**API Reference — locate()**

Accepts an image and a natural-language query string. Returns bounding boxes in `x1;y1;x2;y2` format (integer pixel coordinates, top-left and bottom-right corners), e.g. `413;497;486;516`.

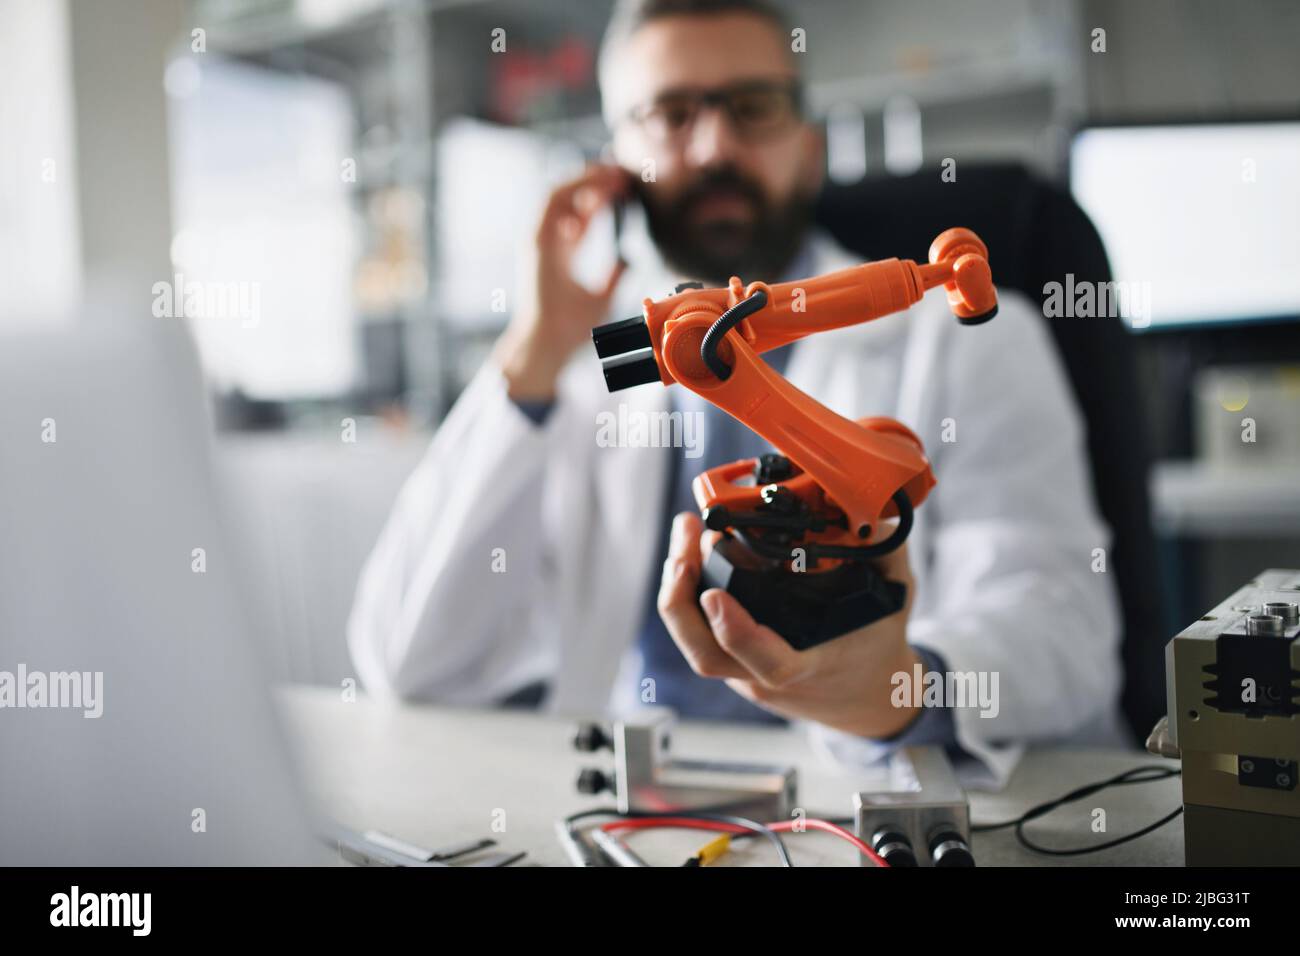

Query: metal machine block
854;745;974;866
1162;568;1300;866
574;708;796;821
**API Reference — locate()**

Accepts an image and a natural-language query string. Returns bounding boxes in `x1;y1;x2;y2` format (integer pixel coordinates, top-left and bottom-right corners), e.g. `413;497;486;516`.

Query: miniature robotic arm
592;228;997;650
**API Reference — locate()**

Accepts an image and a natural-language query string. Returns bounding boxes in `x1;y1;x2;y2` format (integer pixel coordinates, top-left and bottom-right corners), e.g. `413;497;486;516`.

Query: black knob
929;827;975;867
572;722;613;753
674;281;705;293
576;768;612;795
871;827;917;867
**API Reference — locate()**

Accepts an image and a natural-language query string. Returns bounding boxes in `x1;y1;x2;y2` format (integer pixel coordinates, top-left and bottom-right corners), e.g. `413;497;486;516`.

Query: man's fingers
871;539;911;582
667;511;703;572
869;540;915;614
538;164;629;240
699;528;723;563
657;512;745;680
656;555;745;681
599;256;628;302
550;163;628;209
699;589;808;690
724;677;775;708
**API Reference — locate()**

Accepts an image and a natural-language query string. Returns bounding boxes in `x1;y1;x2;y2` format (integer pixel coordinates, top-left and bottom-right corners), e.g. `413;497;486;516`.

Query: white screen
1070;122;1300;329
168;57;359;398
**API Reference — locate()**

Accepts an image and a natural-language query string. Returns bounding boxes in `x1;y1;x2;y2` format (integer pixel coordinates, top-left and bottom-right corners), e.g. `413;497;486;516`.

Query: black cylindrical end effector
601;350;661;392
592;316;652;359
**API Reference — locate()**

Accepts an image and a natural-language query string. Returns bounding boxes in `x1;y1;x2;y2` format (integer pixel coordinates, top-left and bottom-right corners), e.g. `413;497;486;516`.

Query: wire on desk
683;832;733;867
772;818;887;866
601;815;889;867
971;765;1183;856
564;808;794;867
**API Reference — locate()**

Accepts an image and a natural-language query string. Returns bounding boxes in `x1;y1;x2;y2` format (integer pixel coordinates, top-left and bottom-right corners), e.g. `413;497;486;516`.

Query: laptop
0;319;323;864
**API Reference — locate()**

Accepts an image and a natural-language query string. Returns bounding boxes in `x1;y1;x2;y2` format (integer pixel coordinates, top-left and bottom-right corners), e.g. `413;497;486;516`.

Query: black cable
1018;806;1183;857
813;488;913;557
972;765;1179;831
700;289;768;380
971;765;1183;856
732;489;914;562
563;807;794;867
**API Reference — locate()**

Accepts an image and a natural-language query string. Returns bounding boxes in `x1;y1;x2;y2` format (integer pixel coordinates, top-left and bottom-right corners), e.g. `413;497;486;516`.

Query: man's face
607;13;824;284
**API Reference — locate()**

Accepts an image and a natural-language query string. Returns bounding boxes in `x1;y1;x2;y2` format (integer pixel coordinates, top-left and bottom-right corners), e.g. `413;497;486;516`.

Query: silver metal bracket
574;708;796;821
853;745;974;866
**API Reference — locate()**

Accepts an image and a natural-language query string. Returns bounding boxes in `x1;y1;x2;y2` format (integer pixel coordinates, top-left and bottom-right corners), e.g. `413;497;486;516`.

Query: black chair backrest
815;163;1166;745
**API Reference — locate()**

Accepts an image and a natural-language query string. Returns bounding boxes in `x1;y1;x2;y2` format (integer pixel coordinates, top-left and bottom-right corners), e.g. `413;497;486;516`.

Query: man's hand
494;163;632;402
656;511;923;739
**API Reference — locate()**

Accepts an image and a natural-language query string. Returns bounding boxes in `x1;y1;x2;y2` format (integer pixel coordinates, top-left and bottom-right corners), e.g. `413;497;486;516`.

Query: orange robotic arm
591;227;997;649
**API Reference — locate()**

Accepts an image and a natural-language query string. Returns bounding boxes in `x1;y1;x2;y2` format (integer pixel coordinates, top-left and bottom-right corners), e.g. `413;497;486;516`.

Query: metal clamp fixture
1154;568;1300;866
572;708;796;821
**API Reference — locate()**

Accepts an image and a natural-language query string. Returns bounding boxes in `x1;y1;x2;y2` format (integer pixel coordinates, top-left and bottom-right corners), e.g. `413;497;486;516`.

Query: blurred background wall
3;0;1297;688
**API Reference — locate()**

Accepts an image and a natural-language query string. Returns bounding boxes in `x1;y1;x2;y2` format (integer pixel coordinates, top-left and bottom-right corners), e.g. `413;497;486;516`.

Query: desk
278;686;1184;867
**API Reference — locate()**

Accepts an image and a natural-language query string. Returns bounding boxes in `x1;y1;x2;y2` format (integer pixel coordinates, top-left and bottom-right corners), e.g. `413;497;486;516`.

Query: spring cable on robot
701;288;768;381
734;488;914;561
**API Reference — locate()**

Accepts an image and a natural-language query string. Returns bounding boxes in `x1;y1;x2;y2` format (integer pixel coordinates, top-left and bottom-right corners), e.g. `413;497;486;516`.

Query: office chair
815;163;1165;745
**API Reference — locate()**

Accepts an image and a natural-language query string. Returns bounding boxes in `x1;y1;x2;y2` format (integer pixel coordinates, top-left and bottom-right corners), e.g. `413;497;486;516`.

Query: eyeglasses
624;79;804;145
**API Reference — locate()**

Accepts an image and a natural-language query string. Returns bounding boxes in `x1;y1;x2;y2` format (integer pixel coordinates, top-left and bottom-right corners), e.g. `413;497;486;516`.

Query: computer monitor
1069;119;1300;331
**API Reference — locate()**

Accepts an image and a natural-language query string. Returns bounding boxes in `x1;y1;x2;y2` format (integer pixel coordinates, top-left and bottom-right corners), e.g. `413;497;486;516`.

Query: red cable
603;817;749;835
769;818;888;867
601;816;889;867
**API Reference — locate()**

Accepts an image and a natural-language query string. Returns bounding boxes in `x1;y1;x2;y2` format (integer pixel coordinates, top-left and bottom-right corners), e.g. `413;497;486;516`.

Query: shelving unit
185;0;1089;420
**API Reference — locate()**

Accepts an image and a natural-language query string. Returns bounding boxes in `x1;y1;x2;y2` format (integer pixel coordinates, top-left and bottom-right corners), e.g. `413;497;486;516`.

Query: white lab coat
347;225;1126;788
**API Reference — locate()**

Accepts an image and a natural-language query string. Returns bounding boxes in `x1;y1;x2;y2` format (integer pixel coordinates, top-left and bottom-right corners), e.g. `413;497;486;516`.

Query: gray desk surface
278;685;1184;867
